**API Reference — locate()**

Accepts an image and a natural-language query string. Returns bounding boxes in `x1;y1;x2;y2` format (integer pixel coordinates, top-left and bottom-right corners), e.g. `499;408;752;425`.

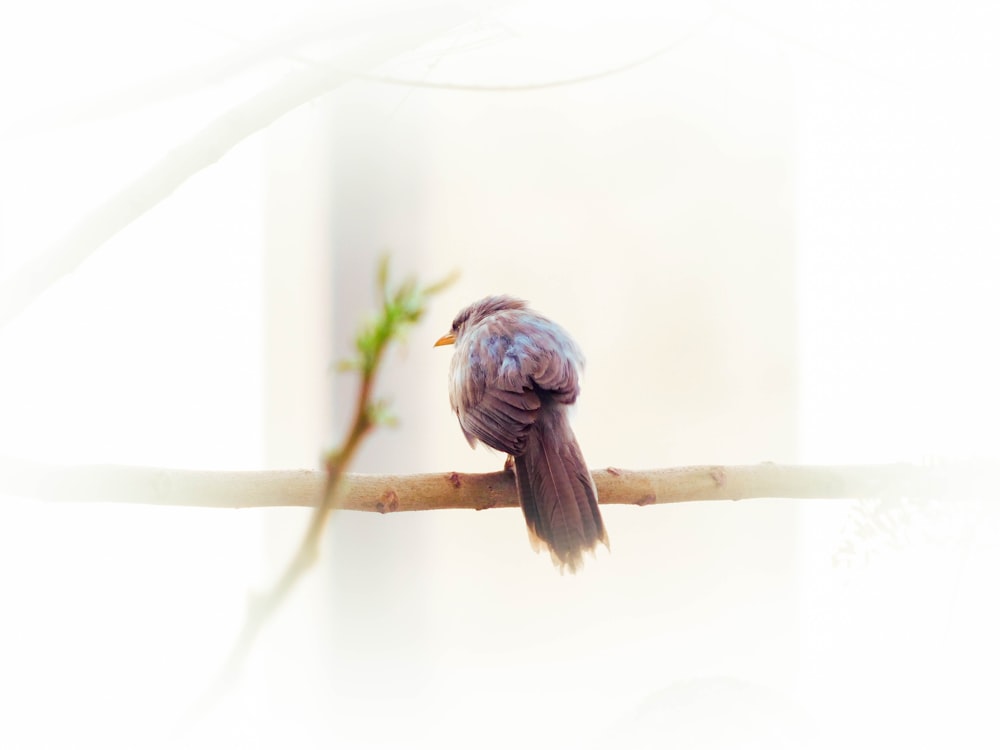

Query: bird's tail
514;409;608;573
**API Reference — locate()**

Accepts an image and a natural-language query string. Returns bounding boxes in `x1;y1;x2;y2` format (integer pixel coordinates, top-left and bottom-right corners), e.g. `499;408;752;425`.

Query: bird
435;295;608;572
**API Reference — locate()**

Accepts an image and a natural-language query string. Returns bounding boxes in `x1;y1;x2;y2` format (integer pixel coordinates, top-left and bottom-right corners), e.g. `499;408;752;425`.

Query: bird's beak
434;332;456;347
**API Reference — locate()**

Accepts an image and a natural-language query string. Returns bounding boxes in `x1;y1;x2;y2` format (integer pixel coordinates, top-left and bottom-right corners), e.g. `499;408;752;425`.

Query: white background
1;2;998;748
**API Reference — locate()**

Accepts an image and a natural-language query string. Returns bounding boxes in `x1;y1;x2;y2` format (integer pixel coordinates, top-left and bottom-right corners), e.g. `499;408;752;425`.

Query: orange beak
434;332;456;347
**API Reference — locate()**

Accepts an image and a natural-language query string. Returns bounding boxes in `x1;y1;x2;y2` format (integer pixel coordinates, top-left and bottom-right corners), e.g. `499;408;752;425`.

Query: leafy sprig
187;257;454;721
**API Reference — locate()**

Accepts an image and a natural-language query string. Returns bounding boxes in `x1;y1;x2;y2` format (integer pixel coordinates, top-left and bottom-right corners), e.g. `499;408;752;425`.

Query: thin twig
293;12;714;93
166;259;454;727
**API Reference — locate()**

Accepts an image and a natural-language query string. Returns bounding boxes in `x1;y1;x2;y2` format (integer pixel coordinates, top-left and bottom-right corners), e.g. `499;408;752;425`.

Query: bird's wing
458;386;540;455
522;340;580;403
456;311;581;455
497;318;581;404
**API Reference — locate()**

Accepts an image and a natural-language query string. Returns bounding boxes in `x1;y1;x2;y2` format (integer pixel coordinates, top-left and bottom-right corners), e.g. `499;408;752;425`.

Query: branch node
376;489;400;514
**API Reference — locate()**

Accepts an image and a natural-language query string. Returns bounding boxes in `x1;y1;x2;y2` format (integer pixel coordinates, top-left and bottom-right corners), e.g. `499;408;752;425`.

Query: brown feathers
440;296;608;572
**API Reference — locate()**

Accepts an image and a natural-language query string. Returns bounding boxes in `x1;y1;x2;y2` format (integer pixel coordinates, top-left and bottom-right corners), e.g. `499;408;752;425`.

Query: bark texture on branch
0;455;948;511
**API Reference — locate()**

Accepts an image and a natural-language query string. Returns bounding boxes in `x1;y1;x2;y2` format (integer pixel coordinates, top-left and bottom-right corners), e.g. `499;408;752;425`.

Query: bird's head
434;295;527;347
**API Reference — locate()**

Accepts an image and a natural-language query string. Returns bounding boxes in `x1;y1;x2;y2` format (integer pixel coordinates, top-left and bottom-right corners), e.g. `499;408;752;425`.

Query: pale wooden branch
0;455;956;510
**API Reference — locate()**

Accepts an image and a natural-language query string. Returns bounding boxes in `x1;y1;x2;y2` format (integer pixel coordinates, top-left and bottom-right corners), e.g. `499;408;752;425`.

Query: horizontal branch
0;455;953;511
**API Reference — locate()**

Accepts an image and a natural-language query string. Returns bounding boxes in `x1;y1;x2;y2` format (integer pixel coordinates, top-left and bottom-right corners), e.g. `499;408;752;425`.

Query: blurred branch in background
2;11;445;136
0;3;713;333
0;8;464;330
5;6;712;137
0;456;975;510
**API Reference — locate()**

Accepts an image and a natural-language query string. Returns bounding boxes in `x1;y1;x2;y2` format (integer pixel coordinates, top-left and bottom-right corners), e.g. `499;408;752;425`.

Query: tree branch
0;455;956;510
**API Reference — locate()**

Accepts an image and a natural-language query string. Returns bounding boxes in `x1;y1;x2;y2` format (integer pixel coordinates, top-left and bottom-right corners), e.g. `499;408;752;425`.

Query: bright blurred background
1;1;999;748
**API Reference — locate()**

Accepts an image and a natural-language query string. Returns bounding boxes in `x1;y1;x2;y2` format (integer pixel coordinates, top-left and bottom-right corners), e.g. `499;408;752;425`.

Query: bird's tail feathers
514;410;607;573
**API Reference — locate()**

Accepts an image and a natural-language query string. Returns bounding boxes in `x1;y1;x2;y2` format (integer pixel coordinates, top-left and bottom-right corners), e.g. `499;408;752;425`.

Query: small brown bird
435;295;607;572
